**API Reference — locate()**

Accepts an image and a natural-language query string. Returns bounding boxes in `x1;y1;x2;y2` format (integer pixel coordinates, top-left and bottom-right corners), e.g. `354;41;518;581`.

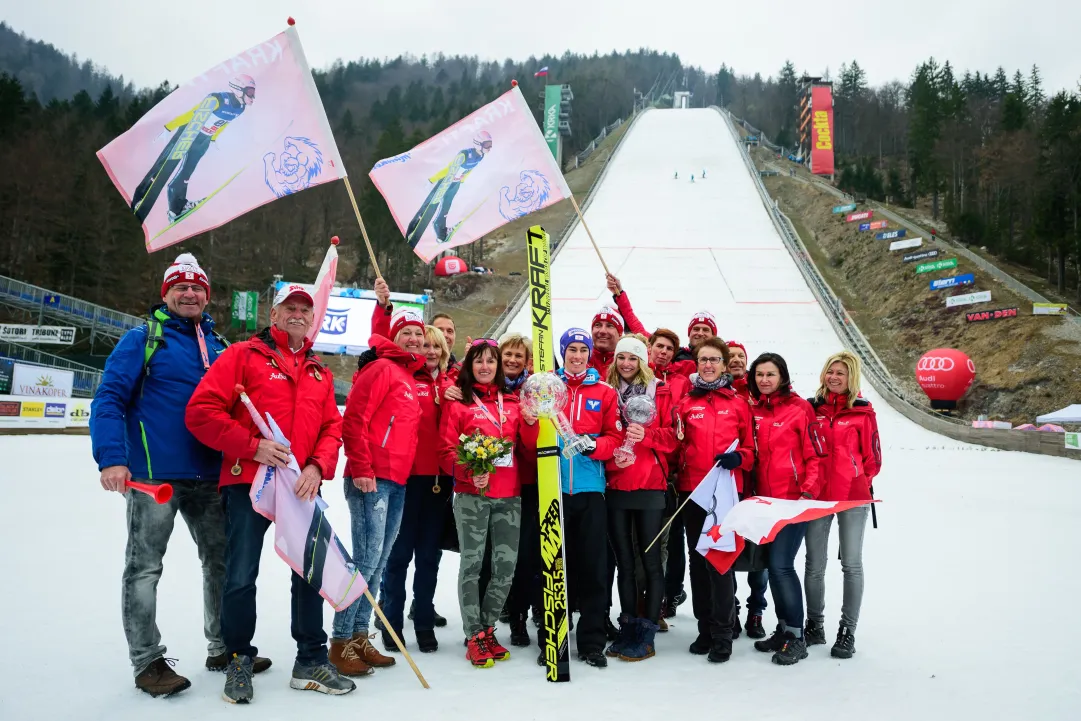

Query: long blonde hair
424;325;450;373
814;351;861;408
606;340;655;388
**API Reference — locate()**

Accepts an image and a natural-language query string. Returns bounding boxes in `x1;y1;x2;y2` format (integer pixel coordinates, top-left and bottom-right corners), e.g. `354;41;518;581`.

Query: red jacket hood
814;391;876;416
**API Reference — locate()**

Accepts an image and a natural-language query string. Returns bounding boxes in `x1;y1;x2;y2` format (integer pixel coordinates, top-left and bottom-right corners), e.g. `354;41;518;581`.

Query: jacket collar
558;366;600;387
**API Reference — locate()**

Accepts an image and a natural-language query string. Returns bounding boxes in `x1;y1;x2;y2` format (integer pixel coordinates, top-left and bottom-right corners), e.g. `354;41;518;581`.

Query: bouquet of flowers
456;430;514;495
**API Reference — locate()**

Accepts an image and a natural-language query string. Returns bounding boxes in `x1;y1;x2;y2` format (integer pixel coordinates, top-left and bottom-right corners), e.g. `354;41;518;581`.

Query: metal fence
0;339;103;397
570;118;625;168
0;274;144;340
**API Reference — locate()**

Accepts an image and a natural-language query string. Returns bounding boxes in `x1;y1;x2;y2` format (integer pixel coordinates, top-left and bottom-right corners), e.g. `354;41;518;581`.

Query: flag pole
342;176;383;280
367;588;430;688
644;492;698;553
568;194;611;275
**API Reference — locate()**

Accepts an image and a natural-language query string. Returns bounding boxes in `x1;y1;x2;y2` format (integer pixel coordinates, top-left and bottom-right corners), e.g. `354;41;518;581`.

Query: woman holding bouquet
438;339;538;669
603;336;674;661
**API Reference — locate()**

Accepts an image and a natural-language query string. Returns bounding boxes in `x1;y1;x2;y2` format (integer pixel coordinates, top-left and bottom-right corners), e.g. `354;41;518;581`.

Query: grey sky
6;0;1080;94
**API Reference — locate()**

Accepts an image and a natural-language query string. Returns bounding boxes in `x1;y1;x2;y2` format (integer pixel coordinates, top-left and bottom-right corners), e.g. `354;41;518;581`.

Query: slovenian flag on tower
534;67;549;78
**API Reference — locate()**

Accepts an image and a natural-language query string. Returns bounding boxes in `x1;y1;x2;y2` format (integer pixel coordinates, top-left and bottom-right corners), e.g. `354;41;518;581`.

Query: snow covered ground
4;108;1080;720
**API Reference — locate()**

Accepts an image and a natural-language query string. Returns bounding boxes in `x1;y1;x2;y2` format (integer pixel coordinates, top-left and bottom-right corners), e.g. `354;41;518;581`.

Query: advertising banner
904;249;940;264
890;237;923;251
946;290;992;308
11;364;75;398
916;257;958;274
832;203;857;214
809;85;835;175
231;290;259;331
543;84;561;162
1033;303;1068;316
876;229;906;241
966;307;1019;323
0;358;12;394
858;220;889;232
846;210;872;223
930;273;975;291
0;395;68;429
1066;433;1081;451
0;325;77;344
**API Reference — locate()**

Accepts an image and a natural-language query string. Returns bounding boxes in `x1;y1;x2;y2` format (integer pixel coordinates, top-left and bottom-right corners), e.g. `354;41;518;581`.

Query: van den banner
876;229;906;241
903;248;940;264
966;307;1019;323
846;210;872;223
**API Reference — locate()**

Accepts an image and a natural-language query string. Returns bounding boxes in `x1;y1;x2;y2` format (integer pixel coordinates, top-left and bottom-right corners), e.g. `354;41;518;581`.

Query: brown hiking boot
658;616;669;632
354;633;395;668
135;657;191;697
330;638;375;677
206;652;272;674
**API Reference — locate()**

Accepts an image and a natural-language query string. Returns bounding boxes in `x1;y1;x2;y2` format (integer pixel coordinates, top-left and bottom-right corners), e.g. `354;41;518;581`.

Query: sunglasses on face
471;338;498;348
242;87;255;99
479;141;492;150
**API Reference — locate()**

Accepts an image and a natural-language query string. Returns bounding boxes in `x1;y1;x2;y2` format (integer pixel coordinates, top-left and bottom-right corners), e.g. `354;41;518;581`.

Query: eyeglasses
698;356;726;366
171;284;206;294
470;338;498;348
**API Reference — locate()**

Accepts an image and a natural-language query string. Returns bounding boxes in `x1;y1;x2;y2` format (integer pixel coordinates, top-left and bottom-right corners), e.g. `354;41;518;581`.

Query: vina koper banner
97;23;345;253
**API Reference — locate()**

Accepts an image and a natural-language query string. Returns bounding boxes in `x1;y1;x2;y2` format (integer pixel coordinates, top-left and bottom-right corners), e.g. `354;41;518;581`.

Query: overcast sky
6;0;1080;94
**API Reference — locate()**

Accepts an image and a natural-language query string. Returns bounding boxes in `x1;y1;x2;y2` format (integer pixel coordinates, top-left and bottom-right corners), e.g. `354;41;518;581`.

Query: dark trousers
383;475;451;633
220;485;327;666
734;570;770;616
608;506;664;622
664;485;686;602
167;132;211;215
680;491;735;639
507;483;541;620
768;522;808;632
541;492;607;655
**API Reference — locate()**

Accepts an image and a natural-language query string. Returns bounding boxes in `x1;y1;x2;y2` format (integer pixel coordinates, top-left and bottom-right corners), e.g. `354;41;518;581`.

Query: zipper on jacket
139;421;153;480
381;416;396;448
789;450;798;484
849;453;859;475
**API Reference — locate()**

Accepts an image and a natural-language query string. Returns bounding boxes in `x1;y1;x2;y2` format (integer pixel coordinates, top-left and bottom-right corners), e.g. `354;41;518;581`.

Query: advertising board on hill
946;290;992;308
930;273;975;291
966;307;1019;323
903;249;940;264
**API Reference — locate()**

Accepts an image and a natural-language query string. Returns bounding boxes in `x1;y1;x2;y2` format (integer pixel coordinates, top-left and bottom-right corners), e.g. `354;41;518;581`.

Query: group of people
90;251;881;704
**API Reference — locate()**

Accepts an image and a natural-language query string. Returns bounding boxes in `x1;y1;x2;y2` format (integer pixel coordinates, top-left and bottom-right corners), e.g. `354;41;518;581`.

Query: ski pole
869;486;878;529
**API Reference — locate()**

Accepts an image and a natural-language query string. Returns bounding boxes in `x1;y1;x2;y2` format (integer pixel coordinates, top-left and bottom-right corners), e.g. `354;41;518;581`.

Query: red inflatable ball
434;256;467;277
916;348;975;410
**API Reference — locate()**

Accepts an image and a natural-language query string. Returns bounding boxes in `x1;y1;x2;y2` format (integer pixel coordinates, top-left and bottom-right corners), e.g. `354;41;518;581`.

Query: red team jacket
185;326;342;488
606;381;676;492
750;392;822;500
809;392;881;501
342;335;425;485
438;383;539;498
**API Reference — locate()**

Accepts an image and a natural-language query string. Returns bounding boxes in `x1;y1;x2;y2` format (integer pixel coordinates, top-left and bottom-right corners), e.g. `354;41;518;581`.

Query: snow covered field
3;108;1079;720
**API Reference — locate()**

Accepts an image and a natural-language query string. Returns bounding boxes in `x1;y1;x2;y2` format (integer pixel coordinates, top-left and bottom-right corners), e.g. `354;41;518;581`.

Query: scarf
617;378;658;421
504;370;530;393
689;372;732;393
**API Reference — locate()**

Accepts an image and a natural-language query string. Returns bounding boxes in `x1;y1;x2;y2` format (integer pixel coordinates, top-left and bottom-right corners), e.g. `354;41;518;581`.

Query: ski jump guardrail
717;106;1077;459
0;274;144;341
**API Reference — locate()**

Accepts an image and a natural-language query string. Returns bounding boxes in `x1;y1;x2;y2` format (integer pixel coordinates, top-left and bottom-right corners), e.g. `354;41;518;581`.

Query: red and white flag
306;240;339;344
719;497;878;546
688;441;746;575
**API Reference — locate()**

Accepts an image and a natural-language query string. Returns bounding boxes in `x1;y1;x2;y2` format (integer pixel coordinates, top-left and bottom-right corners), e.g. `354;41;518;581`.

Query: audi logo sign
917;357;955;372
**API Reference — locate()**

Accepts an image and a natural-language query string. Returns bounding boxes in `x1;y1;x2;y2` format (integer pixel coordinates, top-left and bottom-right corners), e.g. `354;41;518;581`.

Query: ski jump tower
673;91;692;109
797;76;836;177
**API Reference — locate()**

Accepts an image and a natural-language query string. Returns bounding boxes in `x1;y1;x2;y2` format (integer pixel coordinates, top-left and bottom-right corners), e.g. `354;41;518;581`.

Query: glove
714;452;741;470
801;492;814;500
580;437;597;456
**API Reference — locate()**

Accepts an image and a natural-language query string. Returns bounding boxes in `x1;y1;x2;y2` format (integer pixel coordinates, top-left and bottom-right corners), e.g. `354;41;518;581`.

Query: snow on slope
2;109;1079;721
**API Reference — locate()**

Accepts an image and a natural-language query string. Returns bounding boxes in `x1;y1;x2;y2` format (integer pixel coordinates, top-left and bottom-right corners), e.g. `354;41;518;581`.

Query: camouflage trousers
454;493;521;638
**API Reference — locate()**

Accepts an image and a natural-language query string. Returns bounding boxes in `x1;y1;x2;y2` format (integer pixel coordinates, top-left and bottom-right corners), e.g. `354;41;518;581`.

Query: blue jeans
382;475;451;632
331;479;406;640
220;485;327;666
768;522;807;635
734;570;770;616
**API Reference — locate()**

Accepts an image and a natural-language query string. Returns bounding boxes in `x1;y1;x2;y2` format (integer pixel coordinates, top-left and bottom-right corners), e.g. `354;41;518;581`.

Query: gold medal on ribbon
230;462;242;476
432;480;441;494
314;369;322;381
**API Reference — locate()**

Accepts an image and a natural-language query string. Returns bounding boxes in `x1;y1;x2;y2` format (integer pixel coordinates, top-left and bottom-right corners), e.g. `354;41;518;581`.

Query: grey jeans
122;480;226;675
804;505;869;631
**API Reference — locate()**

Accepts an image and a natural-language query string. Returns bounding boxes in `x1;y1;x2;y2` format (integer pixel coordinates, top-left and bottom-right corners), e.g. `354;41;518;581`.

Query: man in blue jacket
90;253;269;696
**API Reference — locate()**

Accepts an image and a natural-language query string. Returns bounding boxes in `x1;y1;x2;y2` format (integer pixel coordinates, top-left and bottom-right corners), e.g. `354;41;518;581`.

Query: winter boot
206;652;271;674
374;600;386;631
674;589;688;607
408;600;447;627
662;598;678;619
330;638;374;677
380;627;404;652
732;613;742;640
831;625;856;659
355;633;395;668
483;627;511;661
689;632;712;655
772;631;809;666
604;615;620;642
619;619;658;662
222;654;253;704
416;630;438;654
578;650;608;668
290;661;356;695
499;604;512;624
135;657;191;697
708;633;733;664
658;615;669;632
805;619;827;646
466;630;495;668
754;624;787;654
606;613;635;658
510;614;531;647
745;614;766;640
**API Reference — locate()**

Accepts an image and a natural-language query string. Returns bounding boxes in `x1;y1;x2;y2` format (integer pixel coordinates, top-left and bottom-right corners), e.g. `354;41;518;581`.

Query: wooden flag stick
568;194;611;275
644;492;698;554
342;176;383;279
366;587;429;688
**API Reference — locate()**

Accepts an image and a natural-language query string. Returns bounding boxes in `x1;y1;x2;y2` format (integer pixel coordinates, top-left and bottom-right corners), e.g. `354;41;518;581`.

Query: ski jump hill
1;108;1078;720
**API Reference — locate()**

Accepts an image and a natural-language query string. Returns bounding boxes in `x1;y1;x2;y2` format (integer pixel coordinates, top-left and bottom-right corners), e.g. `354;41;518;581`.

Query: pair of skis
527;225;571;683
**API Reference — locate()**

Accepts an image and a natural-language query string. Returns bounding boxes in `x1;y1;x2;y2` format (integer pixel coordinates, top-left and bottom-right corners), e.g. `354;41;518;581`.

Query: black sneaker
673;589;687;607
578;651;608;668
604;616;619;642
689;633;711;655
805;619;827;646
662;599;678;619
745;615;766;639
831;625;856;659
510;615;530;647
408;601;448;628
708;635;732;663
772;631;808;666
754;626;786;653
499;605;512;624
416;630;438;654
